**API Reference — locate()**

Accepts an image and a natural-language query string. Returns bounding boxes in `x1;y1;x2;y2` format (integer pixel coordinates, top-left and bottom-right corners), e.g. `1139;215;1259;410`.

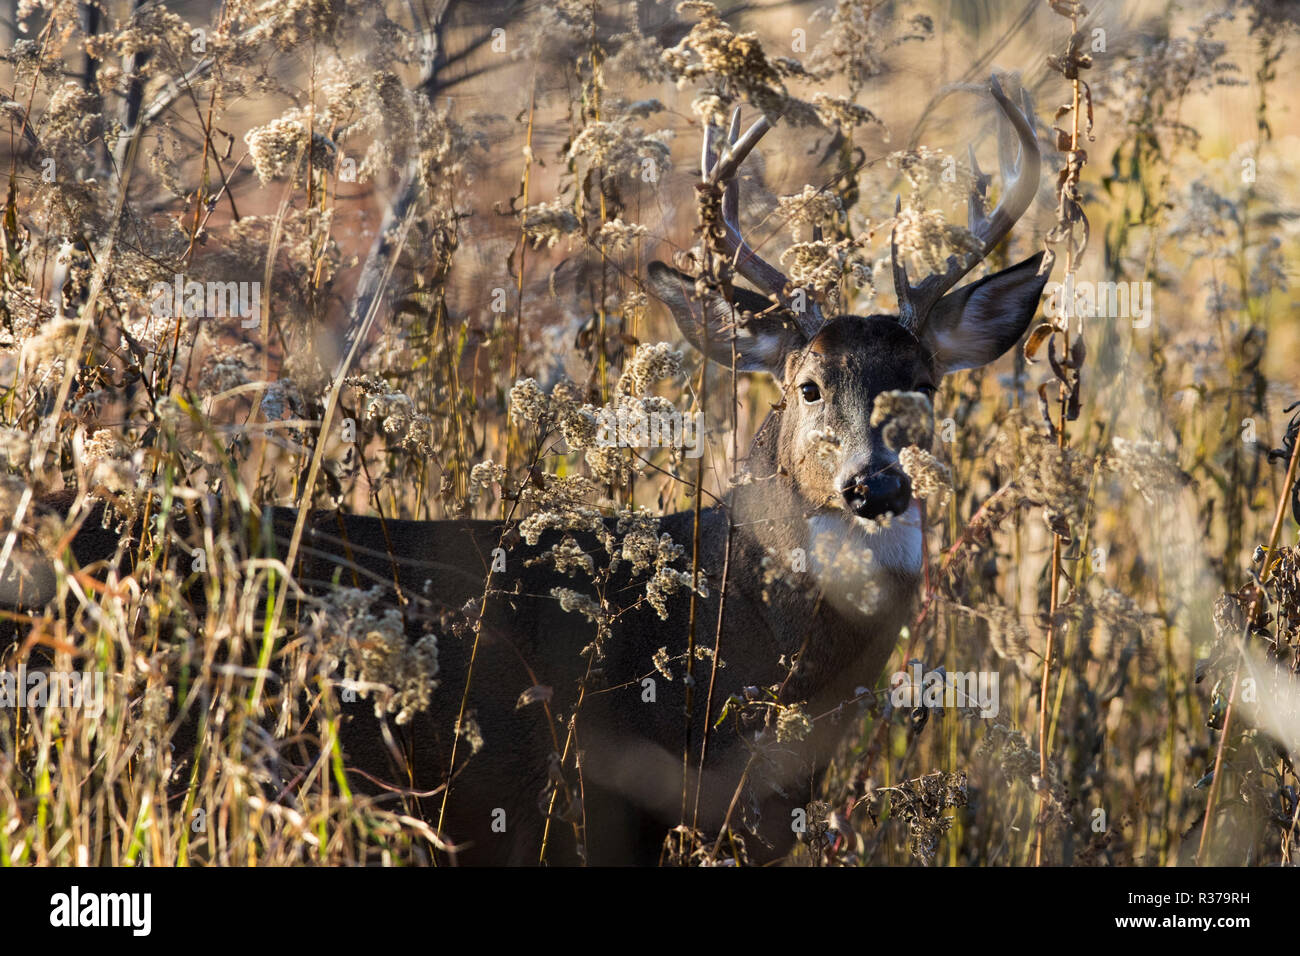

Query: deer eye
799;382;822;404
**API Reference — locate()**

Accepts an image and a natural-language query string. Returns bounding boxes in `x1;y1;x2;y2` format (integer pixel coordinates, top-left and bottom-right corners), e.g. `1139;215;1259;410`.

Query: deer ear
922;252;1050;374
647;261;806;376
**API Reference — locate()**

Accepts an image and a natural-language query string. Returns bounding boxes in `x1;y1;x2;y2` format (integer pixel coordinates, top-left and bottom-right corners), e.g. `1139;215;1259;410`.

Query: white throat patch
806;501;924;581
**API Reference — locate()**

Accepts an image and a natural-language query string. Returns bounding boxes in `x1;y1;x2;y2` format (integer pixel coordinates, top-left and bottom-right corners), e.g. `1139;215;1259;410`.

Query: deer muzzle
839;461;912;520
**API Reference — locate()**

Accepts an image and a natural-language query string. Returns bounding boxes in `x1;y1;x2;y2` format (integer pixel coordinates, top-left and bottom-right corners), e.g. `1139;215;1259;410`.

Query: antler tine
700;108;823;338
719;108;742;228
891;74;1041;332
966;144;992;236
700;118;721;188
706;108;770;186
727;105;743;162
890;195;914;327
978;76;1040;253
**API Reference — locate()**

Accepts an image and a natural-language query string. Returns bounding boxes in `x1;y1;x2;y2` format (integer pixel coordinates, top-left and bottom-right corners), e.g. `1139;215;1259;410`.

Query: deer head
648;76;1049;532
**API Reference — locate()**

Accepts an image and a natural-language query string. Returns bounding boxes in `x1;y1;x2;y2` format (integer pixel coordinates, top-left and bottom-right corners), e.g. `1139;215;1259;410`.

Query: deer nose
840;463;912;520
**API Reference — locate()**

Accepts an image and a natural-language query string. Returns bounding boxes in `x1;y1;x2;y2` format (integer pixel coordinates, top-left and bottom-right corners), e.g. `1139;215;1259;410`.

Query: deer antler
701;109;824;339
891;75;1041;333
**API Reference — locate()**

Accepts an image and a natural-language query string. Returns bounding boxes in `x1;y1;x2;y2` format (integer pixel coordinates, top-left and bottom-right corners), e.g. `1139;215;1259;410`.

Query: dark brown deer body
6;76;1048;865
292;382;927;865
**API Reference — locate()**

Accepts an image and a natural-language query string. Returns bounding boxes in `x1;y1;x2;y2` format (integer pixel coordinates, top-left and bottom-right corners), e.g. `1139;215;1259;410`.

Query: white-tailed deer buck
11;76;1047;866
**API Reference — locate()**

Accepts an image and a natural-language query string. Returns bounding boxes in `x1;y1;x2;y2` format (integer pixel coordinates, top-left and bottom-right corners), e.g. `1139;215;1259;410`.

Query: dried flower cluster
308;586;440;726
